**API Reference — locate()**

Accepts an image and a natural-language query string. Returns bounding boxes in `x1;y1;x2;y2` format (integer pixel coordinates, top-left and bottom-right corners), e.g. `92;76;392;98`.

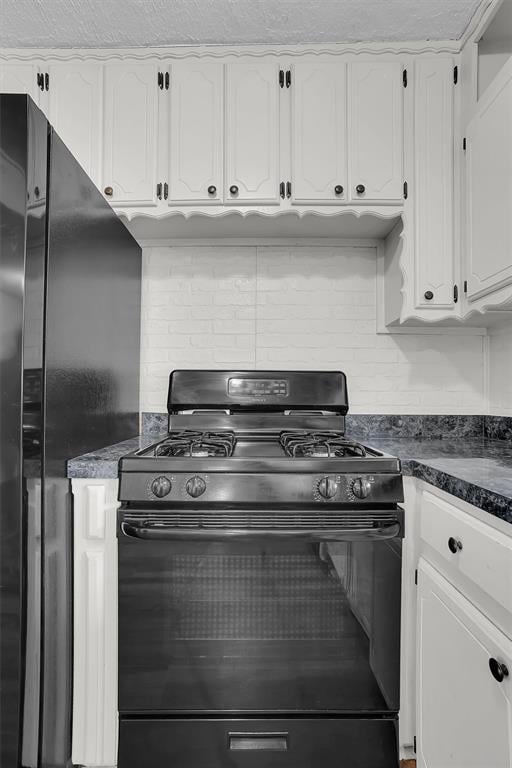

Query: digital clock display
228;378;289;398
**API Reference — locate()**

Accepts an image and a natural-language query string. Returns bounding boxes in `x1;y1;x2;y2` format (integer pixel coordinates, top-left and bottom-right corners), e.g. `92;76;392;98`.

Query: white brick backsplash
141;246;485;414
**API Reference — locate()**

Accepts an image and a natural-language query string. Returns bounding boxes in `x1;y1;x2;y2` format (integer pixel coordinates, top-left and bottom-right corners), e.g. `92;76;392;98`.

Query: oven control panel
131;472;401;505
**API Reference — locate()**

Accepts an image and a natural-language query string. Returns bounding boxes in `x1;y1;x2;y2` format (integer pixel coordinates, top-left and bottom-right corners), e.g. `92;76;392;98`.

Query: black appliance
117;370;403;768
0;94;141;768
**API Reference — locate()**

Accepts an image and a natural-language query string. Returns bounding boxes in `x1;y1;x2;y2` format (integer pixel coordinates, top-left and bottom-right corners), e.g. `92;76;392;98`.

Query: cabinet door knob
334;185;344;195
104;186;113;196
207;185;217;195
448;537;463;554
229;185;239;195
356;184;365;194
424;290;434;300
489;658;509;683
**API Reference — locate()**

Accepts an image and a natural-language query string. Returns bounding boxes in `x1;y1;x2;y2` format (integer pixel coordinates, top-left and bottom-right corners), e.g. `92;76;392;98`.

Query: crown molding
0;39;462;62
459;0;503;47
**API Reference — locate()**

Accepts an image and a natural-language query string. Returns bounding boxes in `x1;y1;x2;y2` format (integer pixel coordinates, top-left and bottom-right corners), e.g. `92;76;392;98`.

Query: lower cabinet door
417;559;512;768
118;718;399;768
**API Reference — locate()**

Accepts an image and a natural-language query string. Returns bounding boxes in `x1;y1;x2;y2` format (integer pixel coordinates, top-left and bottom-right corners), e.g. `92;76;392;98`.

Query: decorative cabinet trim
0;42;461;63
72;478;119;768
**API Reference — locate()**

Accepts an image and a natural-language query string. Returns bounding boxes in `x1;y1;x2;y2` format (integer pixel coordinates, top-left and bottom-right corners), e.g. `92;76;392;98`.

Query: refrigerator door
0;92;29;768
39;124;141;767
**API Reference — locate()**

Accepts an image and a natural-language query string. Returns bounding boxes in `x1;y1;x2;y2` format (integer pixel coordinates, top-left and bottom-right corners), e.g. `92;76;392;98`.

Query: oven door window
118;537;401;714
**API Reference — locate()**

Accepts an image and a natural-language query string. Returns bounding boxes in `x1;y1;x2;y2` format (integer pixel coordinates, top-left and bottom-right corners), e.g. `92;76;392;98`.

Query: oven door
117;507;402;716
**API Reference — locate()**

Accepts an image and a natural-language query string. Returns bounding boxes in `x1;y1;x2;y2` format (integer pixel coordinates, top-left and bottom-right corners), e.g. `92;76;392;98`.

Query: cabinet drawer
419;489;512;624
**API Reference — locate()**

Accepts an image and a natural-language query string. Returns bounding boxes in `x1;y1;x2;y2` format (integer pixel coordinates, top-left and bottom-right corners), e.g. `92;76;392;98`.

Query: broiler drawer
118;717;399;768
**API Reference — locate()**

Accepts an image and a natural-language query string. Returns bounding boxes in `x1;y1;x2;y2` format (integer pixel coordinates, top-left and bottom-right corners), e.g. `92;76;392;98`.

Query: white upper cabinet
102;61;160;206
225;59;280;205
348;62;403;203
47;62;102;187
167;60;223;205
414;58;455;309
0;62;42;105
291;61;347;203
465;58;512;307
417;560;512;768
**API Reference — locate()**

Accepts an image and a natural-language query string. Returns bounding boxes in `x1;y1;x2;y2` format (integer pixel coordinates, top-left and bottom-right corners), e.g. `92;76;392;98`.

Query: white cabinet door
414;58;455;309
225;59;280;205
417;559;512;768
0;62;42;104
47;62;102;186
291;61;347;203
103;61;160;206
348;62;403;202
168;60;223;204
465;59;512;304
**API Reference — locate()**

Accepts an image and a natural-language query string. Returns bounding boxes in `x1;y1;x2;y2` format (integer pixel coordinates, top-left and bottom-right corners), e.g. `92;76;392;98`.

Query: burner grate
280;430;367;458
155;430;237;458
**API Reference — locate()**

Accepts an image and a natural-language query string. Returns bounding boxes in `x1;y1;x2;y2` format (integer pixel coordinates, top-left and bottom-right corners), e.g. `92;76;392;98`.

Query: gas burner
155;430;237;458
280;430;367;458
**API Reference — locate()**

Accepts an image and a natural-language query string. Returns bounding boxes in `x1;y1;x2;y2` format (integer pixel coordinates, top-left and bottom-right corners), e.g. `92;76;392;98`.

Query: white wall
488;321;512;416
141;244;485;414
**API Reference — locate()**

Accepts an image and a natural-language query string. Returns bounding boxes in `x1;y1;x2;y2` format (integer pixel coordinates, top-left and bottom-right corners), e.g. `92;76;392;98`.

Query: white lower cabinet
72;478;119;768
417;558;512;768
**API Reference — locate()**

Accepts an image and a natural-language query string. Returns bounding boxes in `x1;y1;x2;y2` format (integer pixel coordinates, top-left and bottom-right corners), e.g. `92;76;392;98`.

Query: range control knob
151;476;172;498
317;476;338;499
352;477;372;499
186;475;207;498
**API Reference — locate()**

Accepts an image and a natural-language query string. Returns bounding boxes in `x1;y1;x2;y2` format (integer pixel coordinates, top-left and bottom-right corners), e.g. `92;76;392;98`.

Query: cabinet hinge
44;72;49;91
402;69;407;88
163;182;168;200
454;284;459;303
453;65;459;84
165;71;169;90
414;736;417;753
463;137;467;151
37;72;44;91
286;181;292;198
414;569;418;585
158;71;164;90
279;181;285;199
279;69;285;88
403;181;408;200
286;69;291;88
464;279;468;294
156;182;162;200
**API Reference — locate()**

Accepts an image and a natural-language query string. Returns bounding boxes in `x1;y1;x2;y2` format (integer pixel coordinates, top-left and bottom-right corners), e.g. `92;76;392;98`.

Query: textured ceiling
0;0;484;48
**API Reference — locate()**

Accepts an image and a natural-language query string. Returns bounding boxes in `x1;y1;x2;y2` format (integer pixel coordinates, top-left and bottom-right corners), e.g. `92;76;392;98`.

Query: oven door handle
120;520;401;542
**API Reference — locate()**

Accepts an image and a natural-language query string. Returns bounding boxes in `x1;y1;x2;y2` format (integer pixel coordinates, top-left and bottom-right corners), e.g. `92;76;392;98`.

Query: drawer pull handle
489;658;509;683
448;537;463;554
229;733;288;751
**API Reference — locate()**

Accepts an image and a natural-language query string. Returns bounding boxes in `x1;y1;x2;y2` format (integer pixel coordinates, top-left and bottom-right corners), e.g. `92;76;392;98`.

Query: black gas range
117;371;403;768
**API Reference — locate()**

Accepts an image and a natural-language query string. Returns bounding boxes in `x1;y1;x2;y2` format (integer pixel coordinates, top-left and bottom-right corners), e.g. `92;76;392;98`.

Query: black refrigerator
0;95;141;767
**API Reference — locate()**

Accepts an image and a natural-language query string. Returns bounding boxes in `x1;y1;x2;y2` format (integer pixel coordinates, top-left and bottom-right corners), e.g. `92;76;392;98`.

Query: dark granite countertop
67;432;512;525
